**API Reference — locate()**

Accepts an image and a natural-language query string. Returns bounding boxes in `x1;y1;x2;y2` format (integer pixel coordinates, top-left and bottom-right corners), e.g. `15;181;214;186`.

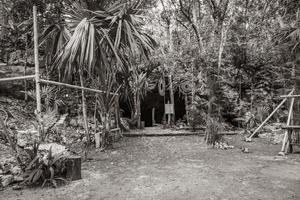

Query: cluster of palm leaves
38;0;156;147
40;0;155;80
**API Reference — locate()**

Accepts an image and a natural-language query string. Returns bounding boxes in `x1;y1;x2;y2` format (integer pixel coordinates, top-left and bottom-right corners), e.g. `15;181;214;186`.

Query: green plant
22;147;67;188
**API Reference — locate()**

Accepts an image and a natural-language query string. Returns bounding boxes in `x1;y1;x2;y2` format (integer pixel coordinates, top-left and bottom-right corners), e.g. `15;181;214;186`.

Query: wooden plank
0;75;35;82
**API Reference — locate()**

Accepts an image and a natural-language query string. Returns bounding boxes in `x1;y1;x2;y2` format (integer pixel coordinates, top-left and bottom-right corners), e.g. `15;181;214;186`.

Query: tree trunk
79;70;90;145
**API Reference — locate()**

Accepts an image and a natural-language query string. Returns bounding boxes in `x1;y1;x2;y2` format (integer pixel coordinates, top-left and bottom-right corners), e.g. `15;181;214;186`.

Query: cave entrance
141;88;186;127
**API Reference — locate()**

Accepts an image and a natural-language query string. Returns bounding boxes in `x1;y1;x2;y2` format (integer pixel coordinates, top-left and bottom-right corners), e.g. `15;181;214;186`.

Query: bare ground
1;133;300;200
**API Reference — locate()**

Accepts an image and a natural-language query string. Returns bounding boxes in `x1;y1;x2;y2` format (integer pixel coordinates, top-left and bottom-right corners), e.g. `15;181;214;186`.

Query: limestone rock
1;175;14;187
13;176;24;183
10;166;21;175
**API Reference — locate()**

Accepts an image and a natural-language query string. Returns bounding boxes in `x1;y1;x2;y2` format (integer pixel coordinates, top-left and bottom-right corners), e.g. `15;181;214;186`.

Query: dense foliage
1;0;300;145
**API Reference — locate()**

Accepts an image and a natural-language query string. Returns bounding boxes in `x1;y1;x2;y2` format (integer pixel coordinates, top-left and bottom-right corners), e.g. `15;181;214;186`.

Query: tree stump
66;156;81;181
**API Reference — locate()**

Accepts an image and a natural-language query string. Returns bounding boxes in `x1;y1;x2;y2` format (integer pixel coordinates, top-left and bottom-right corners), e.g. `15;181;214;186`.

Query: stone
13;176;24;183
39;143;67;156
12;185;23;190
242;147;250;153
2;163;12;174
1;175;14;187
10;166;21;175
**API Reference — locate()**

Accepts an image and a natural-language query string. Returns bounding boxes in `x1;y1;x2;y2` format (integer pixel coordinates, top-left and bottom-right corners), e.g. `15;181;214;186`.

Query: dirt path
1;135;300;200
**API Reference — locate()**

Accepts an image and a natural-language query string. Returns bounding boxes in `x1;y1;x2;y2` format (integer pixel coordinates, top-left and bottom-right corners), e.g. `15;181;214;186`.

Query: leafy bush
22;147;67;188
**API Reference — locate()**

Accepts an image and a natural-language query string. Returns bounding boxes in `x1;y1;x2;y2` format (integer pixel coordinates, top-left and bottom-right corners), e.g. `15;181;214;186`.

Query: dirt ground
1;132;300;200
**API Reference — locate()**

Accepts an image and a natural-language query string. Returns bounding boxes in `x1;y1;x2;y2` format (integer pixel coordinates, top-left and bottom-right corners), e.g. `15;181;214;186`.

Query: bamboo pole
39;79;118;95
247;88;294;141
0;75;35;82
24;35;28;101
280;94;300;98
33;5;42;138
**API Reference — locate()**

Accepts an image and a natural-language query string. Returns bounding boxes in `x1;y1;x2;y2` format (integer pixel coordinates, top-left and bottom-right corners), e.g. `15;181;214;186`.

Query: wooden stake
247;88;294;141
280;97;294;153
33;5;42;138
152;108;155;126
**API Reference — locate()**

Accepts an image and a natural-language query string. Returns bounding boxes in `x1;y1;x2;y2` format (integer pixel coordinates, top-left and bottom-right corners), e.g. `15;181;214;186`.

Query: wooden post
279;97;294;154
152;108;155;126
115;95;120;129
185;94;189;126
169;75;175;125
24;34;28;101
66;156;81;181
33;5;42;138
247;88;294;141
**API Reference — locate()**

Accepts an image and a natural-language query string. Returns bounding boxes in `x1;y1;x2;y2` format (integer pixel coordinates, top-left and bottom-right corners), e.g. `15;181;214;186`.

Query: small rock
2;163;12;174
1;175;14;187
242;147;250;153
12;185;23;190
10;166;21;175
13;176;24;183
111;151;118;155
0;169;3;175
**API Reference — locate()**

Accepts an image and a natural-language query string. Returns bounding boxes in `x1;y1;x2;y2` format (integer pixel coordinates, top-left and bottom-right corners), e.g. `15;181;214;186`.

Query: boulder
1;175;14;187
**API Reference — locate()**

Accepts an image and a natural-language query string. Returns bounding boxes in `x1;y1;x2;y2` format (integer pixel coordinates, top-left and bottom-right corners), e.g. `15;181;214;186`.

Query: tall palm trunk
79;69;90;145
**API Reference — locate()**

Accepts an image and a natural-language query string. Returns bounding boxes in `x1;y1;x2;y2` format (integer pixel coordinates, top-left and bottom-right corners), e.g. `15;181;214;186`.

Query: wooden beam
0;75;35;82
40;79;118;95
247;88;294;141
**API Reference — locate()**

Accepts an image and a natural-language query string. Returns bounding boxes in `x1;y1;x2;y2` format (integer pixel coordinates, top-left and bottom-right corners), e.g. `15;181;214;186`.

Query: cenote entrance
141;87;186;127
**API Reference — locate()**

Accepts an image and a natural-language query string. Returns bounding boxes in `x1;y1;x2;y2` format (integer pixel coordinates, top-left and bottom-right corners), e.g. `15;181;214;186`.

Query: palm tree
40;0;156;145
129;69;149;129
